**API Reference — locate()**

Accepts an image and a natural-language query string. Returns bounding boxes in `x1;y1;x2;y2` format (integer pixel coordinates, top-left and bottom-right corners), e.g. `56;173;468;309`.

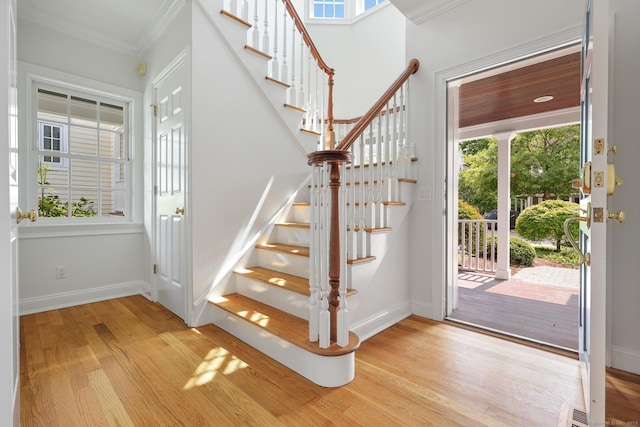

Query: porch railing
223;0;335;147
458;219;498;273
308;59;420;348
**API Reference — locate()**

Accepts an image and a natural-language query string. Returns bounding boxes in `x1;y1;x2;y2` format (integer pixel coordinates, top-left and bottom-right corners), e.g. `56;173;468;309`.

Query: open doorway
445;44;582;351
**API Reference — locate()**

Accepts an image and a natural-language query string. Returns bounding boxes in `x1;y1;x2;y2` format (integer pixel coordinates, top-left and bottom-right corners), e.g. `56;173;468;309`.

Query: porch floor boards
449;272;579;350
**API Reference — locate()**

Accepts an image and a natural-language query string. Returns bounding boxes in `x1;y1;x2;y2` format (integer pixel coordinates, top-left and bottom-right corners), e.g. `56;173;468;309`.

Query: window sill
18;222;145;239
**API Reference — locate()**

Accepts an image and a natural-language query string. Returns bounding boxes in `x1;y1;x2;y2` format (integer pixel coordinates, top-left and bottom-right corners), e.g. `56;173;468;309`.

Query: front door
578;0;614;423
153;56;189;322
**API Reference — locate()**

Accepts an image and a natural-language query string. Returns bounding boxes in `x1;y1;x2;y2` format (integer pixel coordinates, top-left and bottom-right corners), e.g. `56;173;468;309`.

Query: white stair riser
236;275;309;320
290;205;311;223
274;226;310;246
211;305;355;387
257;250;309;278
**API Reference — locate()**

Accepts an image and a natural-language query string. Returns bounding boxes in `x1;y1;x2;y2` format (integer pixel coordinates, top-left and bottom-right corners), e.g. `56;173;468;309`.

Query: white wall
608;0;640;375
17;19;148;313
404;1;583;318
305;4;406;117
189;5;311;310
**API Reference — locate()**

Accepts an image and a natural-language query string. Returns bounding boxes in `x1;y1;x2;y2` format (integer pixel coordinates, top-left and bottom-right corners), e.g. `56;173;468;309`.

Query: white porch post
495;131;516;280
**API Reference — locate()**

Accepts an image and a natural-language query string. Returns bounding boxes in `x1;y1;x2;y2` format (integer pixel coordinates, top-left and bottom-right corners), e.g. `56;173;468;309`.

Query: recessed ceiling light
533;95;554;103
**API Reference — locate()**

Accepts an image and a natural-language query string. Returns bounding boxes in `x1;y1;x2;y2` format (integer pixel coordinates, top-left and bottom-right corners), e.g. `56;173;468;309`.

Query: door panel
154;59;188;322
579;0;609;423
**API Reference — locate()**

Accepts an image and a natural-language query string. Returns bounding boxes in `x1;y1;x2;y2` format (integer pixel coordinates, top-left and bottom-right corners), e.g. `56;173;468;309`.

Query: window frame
38;121;69;168
20;62;143;233
308;0;387;22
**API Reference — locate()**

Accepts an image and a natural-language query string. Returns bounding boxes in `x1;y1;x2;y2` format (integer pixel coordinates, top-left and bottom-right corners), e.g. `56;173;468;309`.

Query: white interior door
3;0;21;423
154;57;189;322
578;0;610;423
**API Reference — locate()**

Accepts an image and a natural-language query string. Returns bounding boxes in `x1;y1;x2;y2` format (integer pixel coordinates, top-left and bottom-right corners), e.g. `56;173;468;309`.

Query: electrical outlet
56;265;66;279
419;186;432;201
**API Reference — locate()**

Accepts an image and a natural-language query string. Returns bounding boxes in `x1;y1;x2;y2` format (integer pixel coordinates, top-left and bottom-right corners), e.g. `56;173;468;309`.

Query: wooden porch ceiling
459;51;581;128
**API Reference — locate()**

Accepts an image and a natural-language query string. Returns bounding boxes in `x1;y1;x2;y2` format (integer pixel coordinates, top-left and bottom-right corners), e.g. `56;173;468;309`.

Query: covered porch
449;266;579;350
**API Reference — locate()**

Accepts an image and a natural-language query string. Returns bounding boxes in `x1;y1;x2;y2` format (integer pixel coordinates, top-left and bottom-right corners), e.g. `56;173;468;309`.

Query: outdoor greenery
458;125;580;214
38;164;97;218
515;200;579;251
535;246;580;267
458;199;482;220
484;236;537;267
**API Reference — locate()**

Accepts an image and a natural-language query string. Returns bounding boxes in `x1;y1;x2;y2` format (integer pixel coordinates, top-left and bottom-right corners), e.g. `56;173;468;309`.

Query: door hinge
151;104;158;117
153;264;157;274
154;185;158;196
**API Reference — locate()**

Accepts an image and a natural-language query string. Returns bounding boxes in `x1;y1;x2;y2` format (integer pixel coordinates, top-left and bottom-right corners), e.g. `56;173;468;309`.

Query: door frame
435;36;583;321
151;48;192;324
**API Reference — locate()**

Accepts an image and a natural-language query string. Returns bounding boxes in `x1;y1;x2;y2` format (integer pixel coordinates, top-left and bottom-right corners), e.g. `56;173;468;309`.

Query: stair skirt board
350;300;413;342
213;308;355;387
235;275;309;320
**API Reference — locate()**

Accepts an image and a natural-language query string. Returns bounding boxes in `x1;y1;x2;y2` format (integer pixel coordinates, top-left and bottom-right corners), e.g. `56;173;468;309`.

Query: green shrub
515;200;579;251
458;200;484;255
458;199;482;220
485;236;536;267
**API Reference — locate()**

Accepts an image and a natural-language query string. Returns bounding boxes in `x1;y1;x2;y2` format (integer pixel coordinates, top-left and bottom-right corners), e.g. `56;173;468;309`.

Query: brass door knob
608;210;625;223
17;208;37;224
175;207;185;215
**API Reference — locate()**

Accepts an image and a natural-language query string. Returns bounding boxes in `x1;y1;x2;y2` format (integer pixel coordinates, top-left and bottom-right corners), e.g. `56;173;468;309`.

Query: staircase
197;0;419;387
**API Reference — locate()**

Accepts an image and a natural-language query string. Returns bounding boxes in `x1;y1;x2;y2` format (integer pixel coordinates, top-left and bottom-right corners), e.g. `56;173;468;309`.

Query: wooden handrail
335;59;419;152
282;0;335;147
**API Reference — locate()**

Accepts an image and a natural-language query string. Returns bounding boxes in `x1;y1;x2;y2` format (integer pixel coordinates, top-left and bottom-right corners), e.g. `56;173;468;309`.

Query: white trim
19;61;144;225
433;26;584;327
18;222;144;239
611;346;640;376
351;300;412;341
411;299;434;319
19;280;150;315
391;0;470;25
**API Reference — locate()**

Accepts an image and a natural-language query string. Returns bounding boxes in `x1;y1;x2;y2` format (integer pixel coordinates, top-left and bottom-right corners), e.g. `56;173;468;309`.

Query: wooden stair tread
398;178;417;184
211;293;360;356
220;9;251;28
244;45;272;60
266;76;290;88
347;256;376;265
284;103;306;113
348;201;406;207
365;227;391;233
276;222;310;229
301;128;321;136
256;243;310;257
235;266;310;296
235;266;357;297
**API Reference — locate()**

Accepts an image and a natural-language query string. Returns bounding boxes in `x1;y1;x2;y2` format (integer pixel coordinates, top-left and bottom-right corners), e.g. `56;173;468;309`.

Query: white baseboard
351;301;412;341
411;299;434;319
19;281;150;315
611;345;640;376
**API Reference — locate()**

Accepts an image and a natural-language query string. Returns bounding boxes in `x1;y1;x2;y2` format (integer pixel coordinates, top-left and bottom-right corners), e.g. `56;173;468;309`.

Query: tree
515;200;579;251
457;125;580;213
458;138;498;213
510;125;580;201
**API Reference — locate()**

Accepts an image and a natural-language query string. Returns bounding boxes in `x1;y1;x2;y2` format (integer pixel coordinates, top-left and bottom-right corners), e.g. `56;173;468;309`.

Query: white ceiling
18;0;185;57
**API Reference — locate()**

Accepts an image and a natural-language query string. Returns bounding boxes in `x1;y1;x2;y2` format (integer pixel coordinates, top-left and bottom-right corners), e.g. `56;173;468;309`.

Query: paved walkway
511;266;579;289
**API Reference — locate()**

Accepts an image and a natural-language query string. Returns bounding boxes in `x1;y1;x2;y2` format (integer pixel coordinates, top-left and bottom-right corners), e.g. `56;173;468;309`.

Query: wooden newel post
308;150;352;344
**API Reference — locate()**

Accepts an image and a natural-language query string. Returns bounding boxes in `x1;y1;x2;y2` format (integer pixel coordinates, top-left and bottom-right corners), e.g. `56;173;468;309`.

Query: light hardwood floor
20;295;640;426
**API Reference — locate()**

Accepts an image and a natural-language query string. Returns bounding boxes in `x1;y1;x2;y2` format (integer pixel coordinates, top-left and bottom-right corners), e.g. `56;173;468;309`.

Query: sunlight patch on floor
183;347;249;390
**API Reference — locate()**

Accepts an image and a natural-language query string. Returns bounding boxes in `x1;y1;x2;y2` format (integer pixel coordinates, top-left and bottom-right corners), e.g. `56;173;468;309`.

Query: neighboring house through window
34;85;130;219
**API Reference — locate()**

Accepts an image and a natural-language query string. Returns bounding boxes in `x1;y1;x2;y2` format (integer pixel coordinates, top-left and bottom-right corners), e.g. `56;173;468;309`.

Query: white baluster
375;112;383;228
262;0;270;53
357;134;366;258
365;124;375;231
298;40;306;109
289;23;297;106
271;0;279;79
337;161;349;347
319;163;330;349
252;0;260;48
241;0;249;22
309;164;319;342
281;6;288;84
389;93;399;201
